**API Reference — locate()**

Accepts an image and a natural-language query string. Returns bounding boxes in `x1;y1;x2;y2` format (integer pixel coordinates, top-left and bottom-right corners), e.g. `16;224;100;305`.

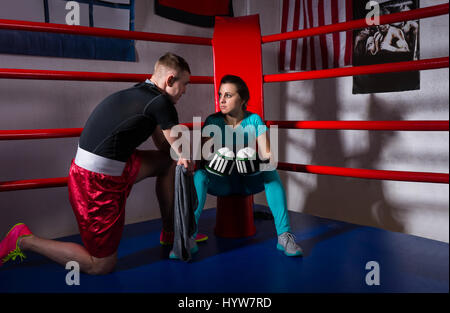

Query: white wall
1;0;448;243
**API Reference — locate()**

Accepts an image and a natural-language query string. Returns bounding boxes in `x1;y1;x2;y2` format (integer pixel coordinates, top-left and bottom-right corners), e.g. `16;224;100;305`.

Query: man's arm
161;127;194;173
152;125;171;154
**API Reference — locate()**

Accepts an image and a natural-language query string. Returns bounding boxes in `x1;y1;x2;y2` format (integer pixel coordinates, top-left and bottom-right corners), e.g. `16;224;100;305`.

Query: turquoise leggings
193;169;291;236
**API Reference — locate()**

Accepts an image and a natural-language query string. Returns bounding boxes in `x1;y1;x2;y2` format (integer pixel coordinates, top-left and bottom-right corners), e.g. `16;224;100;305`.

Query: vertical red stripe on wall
317;0;328;69
279;0;290;70
344;0;353;65
279;0;352;71
331;0;340;68
307;0;316;70
289;0;301;70
300;0;308;70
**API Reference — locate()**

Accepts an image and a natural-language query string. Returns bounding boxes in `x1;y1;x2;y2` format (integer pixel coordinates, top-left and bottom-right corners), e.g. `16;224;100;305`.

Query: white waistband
74;146;126;176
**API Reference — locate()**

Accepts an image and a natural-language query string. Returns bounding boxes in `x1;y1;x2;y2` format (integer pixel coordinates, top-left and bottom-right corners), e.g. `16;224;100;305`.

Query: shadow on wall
285;78;405;234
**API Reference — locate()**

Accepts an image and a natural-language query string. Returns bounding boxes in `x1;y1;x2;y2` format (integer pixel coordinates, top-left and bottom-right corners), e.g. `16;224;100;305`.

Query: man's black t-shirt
79;80;178;162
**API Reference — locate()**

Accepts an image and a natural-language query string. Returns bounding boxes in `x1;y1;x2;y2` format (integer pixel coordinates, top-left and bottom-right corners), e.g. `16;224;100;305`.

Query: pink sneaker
160;230;175;245
0;223;32;266
194;233;208;243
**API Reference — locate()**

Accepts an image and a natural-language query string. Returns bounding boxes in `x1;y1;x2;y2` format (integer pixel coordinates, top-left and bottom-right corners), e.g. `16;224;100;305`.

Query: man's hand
177;157;194;175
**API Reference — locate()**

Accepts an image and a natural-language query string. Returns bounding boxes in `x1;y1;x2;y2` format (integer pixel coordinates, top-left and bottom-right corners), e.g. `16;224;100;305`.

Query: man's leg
135;150;209;244
135;150;176;232
18;234;116;275
1;152;142;274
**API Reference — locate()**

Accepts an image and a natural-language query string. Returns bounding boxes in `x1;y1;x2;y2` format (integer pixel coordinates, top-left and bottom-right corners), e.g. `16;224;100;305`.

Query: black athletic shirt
79;80;178;162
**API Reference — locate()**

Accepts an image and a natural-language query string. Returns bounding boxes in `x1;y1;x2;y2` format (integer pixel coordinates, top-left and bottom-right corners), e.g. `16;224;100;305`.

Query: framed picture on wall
352;0;420;94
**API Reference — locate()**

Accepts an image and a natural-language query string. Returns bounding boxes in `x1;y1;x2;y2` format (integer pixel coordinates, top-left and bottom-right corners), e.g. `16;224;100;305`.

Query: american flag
279;0;353;71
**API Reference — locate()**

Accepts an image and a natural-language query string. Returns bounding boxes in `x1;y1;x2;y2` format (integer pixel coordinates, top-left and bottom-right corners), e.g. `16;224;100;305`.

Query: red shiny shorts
68;151;141;258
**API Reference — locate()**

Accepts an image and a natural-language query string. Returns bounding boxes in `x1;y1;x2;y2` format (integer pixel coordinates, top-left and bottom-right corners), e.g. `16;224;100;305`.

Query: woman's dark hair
220;75;250;109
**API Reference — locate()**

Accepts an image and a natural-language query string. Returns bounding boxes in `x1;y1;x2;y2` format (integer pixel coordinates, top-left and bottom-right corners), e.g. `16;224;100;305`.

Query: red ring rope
0;19;212;46
1;164;448;192
277;163;449;184
1;121;448;140
1;58;446;84
264;57;449;83
262;3;449;43
0;128;83;140
266;120;450;131
1;4;447;46
0;178;68;192
0;68;214;83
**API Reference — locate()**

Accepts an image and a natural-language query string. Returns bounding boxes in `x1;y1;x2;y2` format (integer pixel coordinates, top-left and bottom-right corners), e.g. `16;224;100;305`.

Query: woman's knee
194;169;208;185
261;169;281;183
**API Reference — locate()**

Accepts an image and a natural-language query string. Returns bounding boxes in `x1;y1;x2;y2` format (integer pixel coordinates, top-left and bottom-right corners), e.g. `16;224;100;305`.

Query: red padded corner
215;195;256;238
212;15;264;118
212;15;263;238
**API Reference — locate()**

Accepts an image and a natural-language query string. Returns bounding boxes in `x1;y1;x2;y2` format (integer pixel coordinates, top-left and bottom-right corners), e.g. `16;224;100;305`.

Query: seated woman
194;75;303;257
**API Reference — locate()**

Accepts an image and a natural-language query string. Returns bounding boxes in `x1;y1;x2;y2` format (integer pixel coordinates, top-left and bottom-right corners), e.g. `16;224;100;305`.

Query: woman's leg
193;169;210;226
193;169;232;236
243;170;291;236
262;170;291;235
243;170;302;256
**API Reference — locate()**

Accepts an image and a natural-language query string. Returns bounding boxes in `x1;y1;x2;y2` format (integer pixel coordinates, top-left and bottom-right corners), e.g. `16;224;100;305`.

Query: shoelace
2;247;27;263
282;232;298;249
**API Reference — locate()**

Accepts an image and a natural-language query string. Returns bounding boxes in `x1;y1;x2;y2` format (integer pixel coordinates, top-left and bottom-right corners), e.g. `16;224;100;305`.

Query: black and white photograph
353;0;420;94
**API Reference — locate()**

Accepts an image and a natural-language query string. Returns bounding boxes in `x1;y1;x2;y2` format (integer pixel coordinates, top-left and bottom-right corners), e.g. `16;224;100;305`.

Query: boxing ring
0;3;449;293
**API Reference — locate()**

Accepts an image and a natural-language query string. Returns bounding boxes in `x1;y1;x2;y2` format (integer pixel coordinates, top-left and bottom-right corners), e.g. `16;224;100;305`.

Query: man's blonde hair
154;52;191;79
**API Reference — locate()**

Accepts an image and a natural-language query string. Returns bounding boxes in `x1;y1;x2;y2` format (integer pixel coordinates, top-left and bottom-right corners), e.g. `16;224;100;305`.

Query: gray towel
171;165;198;261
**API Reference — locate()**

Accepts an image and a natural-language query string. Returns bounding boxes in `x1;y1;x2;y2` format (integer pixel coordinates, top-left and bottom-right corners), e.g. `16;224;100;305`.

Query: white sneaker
277;232;303;256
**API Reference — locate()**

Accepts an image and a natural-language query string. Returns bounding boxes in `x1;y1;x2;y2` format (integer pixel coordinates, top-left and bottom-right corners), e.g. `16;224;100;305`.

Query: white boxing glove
236;147;272;175
236;147;257;175
205;147;235;176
